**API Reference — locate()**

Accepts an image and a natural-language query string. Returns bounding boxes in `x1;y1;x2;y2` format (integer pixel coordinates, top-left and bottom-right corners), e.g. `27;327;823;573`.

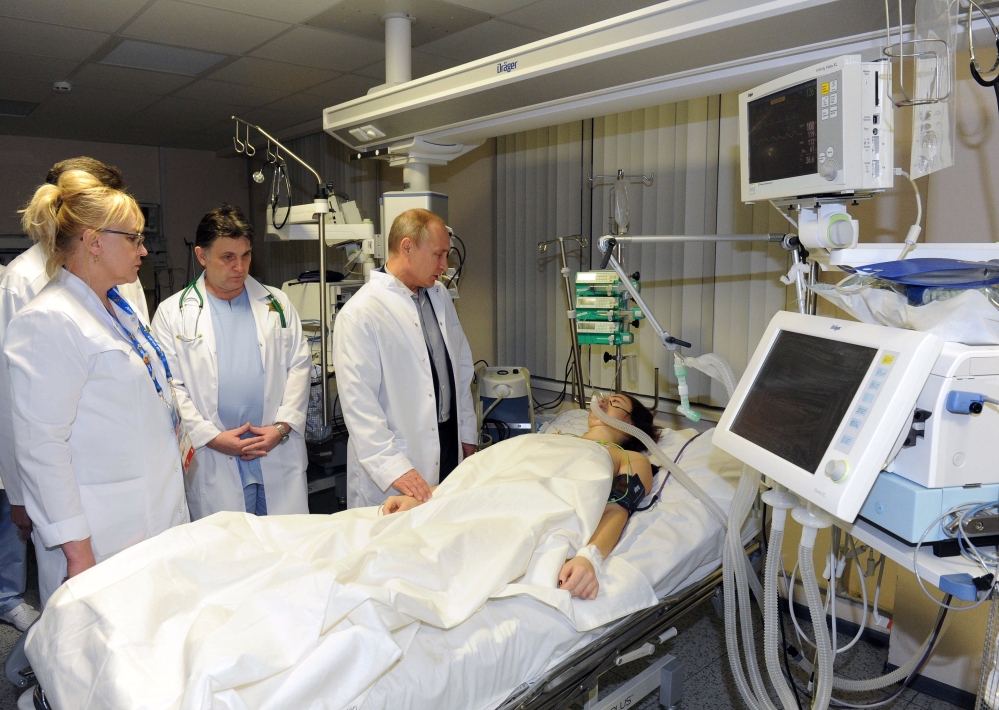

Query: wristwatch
274;423;290;443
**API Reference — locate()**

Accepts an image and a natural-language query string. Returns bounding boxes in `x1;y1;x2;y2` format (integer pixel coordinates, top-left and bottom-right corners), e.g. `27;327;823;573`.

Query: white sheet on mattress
26;435;666;710
360;424;747;710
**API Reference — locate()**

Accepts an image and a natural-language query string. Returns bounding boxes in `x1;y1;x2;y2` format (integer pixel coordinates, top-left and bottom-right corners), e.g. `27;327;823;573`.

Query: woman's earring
93;254;99;263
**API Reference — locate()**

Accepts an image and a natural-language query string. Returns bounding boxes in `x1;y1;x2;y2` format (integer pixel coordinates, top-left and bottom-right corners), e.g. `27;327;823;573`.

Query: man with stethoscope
152;204;310;519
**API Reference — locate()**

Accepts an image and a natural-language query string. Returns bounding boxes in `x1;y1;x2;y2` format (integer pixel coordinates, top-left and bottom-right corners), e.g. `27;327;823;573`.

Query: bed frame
496;539;762;710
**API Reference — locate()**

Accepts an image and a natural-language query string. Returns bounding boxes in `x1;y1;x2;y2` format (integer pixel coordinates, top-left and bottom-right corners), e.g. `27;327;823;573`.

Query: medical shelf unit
575;270;644;392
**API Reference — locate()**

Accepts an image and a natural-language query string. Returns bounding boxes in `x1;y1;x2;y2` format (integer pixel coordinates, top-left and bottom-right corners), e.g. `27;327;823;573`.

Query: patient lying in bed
384;393;661;600
24;401;665;710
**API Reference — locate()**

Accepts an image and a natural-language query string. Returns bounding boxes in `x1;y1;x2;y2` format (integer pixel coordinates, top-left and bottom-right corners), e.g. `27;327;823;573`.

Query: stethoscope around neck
176;278;286;343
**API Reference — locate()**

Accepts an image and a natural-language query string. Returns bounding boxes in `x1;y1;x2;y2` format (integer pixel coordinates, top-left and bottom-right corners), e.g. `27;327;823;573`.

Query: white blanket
27;435;659;710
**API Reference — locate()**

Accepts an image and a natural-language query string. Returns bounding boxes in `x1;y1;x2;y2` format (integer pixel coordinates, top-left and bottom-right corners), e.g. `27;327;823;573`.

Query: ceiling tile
43;85;161;114
0;116;29;136
0;18;111;61
207;57;337;92
302;73;380;102
500;0;663;34
447;0;539;13
352;49;458;82
0;52;81;85
99;40;228;76
252;26;384;73
261;91;338;117
239;106;305;132
0;0;148;32
0;79;57;104
417;19;543;61
173;79;294;107
179;0;339;24
72;64;195;95
122;0;291;55
132;97;246;130
307;0;493;46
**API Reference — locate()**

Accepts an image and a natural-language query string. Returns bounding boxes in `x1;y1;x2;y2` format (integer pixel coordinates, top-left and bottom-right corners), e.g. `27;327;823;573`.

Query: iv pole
539;236;587;407
232;116;333;426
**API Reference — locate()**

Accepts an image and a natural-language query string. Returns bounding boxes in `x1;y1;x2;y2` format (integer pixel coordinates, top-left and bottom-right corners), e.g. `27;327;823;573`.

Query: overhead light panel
0;99;39;118
100;40;227;76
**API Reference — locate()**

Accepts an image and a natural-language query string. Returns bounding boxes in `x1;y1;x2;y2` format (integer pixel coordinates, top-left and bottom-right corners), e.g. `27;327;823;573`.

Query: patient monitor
713;311;942;522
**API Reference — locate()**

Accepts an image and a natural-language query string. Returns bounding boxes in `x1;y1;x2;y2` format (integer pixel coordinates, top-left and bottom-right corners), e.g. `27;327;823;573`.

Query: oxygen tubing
589;351;775;710
800;527;834;710
762;495;800;710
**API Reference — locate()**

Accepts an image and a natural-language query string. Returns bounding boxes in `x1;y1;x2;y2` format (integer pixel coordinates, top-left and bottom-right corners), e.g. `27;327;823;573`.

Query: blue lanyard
106;288;173;398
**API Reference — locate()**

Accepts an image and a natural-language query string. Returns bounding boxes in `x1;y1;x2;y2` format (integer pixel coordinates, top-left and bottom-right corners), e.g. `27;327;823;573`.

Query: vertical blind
496;93;792;409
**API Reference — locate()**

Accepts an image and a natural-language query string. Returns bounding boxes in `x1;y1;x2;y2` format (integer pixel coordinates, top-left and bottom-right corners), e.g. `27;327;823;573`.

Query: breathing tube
681;354;776;710
589;352;774;710
588;393;725;527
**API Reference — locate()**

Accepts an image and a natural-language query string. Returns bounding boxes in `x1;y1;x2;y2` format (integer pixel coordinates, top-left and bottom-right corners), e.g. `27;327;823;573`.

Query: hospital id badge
169;386;195;473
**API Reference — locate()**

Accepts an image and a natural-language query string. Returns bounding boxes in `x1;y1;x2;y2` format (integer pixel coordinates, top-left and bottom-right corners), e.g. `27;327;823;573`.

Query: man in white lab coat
152;205;311;519
333;208;477;508
0;157;147;623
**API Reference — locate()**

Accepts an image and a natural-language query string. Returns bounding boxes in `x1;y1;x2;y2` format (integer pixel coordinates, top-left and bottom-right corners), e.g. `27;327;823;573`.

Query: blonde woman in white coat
5;171;188;605
152;205;310;520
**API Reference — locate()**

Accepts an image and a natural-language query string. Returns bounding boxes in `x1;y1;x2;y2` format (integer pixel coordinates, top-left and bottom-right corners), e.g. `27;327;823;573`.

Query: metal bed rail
496;539;762;710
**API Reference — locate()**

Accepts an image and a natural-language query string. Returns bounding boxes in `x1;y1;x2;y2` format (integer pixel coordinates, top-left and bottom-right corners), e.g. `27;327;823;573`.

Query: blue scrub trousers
243;483;267;516
0;491;28;615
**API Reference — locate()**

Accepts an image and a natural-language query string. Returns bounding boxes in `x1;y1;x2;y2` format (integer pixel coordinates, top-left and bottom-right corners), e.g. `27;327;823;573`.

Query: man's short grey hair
387;208;446;254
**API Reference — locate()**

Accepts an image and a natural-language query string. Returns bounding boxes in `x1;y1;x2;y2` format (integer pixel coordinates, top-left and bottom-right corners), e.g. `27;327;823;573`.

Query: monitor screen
747;79;818;185
729;330;877;474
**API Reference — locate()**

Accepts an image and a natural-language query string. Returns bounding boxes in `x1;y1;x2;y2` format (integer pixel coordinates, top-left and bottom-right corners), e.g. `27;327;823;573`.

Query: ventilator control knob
818;159;838;181
824;459;849;482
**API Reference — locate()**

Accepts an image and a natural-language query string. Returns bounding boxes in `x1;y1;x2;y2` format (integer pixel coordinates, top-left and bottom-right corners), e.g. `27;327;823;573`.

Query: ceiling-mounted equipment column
382;12;415;88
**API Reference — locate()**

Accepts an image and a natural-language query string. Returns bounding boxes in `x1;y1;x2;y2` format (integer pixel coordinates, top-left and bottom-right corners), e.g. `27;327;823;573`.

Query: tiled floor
0;561;972;710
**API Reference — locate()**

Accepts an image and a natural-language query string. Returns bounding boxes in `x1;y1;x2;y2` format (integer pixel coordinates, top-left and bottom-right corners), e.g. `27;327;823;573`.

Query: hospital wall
0;134;248;300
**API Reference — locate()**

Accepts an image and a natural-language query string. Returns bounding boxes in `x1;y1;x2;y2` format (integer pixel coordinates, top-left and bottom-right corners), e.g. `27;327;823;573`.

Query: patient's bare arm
558;504;629;600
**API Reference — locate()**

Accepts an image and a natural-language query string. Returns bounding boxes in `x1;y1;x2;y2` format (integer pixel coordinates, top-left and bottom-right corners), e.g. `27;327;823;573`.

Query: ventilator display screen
729;331;876;474
747;79;818;184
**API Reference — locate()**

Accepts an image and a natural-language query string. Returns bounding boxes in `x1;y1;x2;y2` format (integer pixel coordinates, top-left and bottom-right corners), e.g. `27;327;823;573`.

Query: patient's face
589;393;633;429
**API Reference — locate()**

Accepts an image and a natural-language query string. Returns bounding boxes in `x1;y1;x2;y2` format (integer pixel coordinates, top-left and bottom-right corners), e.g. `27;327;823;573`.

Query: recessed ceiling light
99;40;227;77
0;99;39;118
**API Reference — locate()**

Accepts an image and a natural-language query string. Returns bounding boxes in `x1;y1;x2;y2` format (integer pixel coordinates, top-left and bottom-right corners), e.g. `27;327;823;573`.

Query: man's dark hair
195;203;254;249
46;157;125;190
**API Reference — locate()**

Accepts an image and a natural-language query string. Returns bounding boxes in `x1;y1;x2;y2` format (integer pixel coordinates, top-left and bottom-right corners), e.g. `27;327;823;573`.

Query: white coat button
431;426;436;431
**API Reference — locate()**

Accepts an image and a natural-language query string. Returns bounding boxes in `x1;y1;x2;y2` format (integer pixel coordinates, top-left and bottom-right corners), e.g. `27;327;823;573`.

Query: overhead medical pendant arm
596;234;787;351
232;116;332;426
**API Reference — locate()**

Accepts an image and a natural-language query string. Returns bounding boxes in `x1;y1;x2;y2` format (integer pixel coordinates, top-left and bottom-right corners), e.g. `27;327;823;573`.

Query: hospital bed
17;413;758;710
359;411;760;710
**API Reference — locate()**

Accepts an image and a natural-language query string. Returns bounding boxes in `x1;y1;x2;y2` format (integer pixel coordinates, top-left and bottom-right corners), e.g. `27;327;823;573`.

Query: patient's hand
558;557;599;600
382;495;422;515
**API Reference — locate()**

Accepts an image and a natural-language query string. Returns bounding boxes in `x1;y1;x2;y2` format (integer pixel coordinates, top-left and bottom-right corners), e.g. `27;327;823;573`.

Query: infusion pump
713;312;942;522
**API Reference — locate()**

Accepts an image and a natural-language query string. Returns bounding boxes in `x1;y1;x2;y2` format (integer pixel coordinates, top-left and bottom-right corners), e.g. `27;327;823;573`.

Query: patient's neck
583;426;628;446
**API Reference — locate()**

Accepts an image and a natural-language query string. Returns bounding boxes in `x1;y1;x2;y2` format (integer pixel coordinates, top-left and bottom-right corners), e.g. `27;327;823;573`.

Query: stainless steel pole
315;197;331;426
557;238;586;407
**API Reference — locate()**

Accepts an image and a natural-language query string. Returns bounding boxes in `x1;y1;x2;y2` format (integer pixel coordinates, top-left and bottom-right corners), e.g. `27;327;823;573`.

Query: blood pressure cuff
608;474;647;517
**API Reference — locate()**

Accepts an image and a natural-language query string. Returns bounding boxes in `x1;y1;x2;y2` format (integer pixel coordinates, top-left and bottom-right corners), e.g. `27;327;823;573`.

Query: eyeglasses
605;398;632;417
96;228;145;250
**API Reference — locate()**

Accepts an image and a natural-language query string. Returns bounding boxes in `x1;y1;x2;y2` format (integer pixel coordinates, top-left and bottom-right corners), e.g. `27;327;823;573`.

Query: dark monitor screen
729;330;876;474
747;79;818;184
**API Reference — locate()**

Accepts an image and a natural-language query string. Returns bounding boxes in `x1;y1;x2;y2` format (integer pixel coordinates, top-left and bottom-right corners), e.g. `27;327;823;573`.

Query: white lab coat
332;269;477;508
152;274;311;519
0;243;147;505
4;269;187;604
